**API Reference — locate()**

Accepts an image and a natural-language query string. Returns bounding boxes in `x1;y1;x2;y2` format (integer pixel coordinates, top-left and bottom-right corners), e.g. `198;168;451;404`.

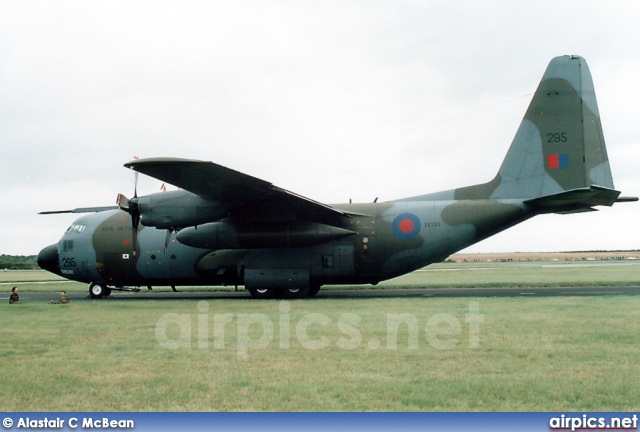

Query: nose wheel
89;283;112;298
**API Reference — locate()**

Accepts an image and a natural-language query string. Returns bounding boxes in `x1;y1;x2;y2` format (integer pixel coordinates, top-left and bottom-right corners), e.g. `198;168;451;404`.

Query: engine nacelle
136;190;231;229
176;220;355;249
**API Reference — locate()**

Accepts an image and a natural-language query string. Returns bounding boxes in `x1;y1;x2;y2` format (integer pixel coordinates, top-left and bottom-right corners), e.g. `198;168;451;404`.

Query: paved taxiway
10;285;640;303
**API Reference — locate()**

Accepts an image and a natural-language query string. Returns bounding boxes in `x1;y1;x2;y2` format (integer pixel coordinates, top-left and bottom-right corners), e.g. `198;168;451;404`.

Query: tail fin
496;55;613;198
457;55;633;211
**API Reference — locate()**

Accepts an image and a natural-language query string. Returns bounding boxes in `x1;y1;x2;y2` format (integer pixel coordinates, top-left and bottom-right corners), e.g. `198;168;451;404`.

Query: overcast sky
1;1;638;256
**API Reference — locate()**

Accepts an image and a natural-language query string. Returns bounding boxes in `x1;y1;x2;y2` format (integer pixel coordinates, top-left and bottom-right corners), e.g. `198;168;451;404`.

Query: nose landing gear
89;283;112;299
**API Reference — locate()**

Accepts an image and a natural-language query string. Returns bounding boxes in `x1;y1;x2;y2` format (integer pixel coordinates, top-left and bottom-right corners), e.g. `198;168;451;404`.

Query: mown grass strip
2;296;639;411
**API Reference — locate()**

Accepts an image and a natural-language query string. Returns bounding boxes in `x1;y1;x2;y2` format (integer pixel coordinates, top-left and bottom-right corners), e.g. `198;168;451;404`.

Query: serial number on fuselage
100;226;134;232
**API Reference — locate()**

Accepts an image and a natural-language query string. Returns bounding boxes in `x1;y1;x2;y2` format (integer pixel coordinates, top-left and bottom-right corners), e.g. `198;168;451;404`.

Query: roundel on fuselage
392;213;421;240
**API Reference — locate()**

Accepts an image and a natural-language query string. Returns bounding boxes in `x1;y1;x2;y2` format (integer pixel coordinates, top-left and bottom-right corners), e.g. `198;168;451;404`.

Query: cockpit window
66;224;86;233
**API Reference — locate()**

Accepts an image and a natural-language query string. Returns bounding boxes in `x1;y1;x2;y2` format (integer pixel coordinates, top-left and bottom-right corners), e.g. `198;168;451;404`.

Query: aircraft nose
38;244;61;276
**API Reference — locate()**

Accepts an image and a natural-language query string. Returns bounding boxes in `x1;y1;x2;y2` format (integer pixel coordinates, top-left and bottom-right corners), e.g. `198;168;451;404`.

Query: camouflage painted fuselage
52;198;529;289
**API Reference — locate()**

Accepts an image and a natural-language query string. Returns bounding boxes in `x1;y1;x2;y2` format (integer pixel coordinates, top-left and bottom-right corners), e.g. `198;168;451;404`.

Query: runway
11;285;640;303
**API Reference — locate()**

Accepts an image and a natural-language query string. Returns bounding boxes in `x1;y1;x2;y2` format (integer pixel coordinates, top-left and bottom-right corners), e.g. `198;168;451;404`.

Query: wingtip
124;157;207;169
38;210;73;215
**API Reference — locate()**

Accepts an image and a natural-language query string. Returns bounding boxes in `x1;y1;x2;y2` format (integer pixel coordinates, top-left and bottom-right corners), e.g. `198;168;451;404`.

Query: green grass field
2;297;639;411
1;262;639;411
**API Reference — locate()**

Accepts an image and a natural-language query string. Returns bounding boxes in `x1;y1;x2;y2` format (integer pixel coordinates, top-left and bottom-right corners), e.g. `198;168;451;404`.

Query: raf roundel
392;213;421;240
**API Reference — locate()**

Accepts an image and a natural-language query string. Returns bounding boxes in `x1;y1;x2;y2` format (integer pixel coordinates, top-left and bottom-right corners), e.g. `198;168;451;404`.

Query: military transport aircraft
38;55;636;299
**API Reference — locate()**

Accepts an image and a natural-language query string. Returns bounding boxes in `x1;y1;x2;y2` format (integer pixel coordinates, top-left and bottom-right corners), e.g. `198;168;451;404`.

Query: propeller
116;193;140;256
117;159;175;256
117;157;141;256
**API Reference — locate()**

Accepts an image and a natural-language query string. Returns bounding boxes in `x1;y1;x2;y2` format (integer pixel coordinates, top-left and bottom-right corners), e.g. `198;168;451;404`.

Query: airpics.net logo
549;414;638;431
154;301;484;360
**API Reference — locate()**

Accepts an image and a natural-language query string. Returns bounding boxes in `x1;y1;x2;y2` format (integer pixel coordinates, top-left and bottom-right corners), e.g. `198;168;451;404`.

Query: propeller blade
134;171;139;199
116;193;140;256
133;155;140;199
116;193;130;210
164;229;173;253
132;212;140;256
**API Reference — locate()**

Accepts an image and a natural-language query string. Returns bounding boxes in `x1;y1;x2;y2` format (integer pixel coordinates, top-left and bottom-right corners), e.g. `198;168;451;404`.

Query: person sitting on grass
9;286;19;304
50;291;70;304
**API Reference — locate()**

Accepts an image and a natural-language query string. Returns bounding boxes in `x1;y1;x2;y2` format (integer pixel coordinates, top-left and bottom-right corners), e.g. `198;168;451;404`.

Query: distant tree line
0;255;38;270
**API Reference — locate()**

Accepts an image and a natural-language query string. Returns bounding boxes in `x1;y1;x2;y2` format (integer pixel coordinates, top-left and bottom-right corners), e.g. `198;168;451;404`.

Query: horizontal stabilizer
616;196;639;203
524;186;622;214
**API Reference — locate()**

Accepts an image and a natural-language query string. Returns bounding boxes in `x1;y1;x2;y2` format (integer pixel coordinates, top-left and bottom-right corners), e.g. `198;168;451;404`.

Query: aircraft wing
124;157;351;221
39;206;119;215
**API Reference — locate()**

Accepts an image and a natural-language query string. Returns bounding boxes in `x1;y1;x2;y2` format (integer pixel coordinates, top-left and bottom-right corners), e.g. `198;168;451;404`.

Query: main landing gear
247;284;321;299
307;284;321;297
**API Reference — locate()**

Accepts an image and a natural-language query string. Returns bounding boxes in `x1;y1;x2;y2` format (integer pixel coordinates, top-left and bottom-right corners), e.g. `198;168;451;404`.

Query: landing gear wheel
248;288;276;299
282;287;309;299
307;284;321;297
89;283;107;299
